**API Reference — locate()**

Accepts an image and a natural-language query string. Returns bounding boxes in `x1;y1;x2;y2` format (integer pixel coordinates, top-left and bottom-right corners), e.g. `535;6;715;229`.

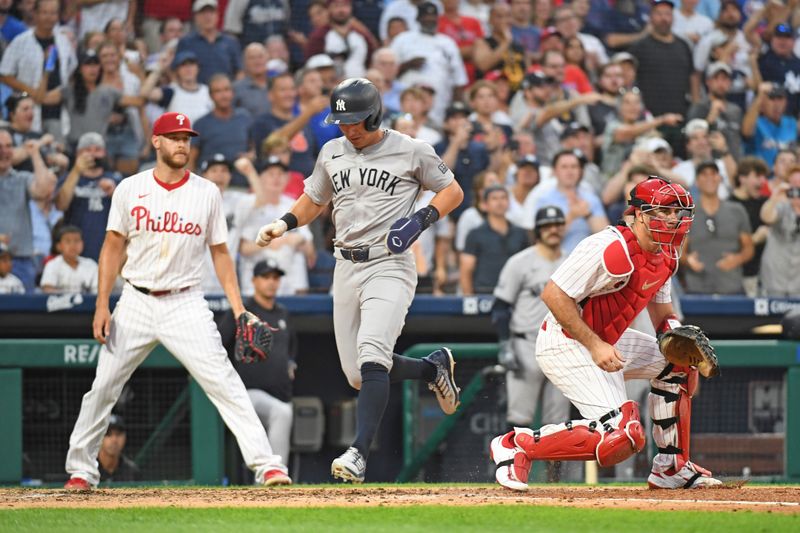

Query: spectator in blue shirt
743;82;799;168
176;0;242;84
604;0;650;51
0;0;27;44
533;149;608;252
758;23;800;117
250;72;325;178
293;67;341;148
190;74;254;188
509;0;540;60
54;132;121;262
434;101;491;220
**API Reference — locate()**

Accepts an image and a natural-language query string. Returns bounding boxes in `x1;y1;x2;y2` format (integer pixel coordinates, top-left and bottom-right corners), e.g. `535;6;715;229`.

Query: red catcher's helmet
628;177;694;259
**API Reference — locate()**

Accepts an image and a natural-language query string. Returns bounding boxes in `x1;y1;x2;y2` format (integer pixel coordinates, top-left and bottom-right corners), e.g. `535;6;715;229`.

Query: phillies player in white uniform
64;112;290;490
490;177;722;490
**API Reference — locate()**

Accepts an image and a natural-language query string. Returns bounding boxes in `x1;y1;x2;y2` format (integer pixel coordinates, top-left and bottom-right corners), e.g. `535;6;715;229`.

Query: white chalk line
523;496;799;507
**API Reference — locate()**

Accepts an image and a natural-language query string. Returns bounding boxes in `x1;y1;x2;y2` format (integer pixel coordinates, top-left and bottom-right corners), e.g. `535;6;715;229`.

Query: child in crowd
40;226;98;294
0;243;25;295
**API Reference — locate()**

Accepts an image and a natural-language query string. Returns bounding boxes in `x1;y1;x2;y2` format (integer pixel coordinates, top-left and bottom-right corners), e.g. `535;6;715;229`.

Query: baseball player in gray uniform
492;206;572;431
256;78;465;483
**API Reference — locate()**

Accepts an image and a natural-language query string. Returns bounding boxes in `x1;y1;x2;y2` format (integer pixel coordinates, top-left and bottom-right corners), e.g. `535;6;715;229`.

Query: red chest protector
580;226;676;345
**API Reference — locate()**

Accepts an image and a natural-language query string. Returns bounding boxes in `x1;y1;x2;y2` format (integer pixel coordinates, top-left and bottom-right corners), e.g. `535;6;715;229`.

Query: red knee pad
597;401;646;466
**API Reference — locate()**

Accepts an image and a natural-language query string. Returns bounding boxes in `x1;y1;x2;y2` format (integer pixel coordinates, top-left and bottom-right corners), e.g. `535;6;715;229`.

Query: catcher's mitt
235;311;274;363
658;325;720;378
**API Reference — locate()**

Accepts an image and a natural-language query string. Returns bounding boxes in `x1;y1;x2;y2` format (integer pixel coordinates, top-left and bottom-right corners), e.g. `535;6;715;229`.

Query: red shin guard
514;401;646;467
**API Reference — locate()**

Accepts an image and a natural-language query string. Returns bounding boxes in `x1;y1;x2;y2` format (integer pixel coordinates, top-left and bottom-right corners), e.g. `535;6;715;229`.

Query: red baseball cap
152;112;198;137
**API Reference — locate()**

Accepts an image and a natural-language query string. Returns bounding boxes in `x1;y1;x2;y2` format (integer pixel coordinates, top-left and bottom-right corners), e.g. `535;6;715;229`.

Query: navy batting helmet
324;78;383;131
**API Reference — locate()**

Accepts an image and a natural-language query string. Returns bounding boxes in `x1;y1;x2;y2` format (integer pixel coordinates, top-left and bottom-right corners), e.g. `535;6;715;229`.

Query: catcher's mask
627;176;694;259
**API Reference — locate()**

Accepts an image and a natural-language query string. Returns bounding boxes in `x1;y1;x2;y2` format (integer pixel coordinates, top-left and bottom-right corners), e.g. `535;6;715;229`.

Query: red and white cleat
262;469;292;486
64;477;92;491
648;461;721;489
490;431;531;492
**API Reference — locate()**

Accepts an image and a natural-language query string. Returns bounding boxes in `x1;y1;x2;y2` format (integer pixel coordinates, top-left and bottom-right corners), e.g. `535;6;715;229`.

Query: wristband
280;212;298;231
657;313;682;335
412;205;440;231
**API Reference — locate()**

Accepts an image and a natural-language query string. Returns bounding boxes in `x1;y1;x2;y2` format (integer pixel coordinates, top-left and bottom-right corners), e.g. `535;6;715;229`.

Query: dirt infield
1;486;799;513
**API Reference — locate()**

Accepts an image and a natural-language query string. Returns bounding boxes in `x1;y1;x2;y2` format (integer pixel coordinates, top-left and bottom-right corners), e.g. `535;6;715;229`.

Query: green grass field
1;506;798;533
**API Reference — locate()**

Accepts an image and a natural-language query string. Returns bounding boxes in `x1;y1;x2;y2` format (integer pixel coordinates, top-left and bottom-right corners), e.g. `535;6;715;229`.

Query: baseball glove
235;311;274;364
658;325;720;378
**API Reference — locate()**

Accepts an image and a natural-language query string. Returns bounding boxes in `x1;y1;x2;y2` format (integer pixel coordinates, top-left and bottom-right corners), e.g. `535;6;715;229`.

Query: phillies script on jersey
131;206;203;236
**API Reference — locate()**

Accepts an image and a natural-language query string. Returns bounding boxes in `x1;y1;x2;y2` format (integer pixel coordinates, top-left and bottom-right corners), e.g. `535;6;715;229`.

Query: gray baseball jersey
494;246;570;426
304;130;454;248
304;129;455;384
494;247;564;335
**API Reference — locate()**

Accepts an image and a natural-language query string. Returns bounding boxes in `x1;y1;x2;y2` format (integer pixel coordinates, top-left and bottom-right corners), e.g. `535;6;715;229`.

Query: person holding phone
759;167;800;296
54;132;123;262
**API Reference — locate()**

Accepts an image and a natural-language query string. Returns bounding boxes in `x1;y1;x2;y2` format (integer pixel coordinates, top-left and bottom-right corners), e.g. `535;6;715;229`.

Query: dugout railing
399;341;800;483
0;340;226;485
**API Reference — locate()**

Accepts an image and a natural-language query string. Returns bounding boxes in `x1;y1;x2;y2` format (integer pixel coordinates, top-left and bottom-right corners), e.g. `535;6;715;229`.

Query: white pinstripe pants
506;335;571;427
535;320;668;420
65;285;286;485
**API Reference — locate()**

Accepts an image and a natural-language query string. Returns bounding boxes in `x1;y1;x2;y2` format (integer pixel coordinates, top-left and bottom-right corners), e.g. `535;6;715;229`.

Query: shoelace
430;371;454;401
346;448;365;470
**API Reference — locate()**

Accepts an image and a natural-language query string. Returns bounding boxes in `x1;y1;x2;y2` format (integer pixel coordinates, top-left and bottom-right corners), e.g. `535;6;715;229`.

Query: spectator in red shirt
437;0;484;84
536;28;593;94
141;0;193;55
304;0;379;78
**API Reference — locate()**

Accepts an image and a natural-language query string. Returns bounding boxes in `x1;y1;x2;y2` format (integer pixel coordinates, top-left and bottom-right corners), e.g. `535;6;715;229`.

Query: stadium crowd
1;0;800;300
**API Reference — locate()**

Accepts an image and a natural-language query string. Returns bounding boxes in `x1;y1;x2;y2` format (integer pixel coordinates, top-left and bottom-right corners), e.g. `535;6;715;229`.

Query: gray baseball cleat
331;446;366;483
424;347;461;415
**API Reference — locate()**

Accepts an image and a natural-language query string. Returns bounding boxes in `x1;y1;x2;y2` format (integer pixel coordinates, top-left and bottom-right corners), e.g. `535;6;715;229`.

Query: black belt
130;283;191;297
513;332;528;339
339;247;371;262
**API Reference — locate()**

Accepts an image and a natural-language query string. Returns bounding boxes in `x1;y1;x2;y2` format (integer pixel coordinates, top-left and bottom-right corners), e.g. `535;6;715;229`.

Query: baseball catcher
490;177;722;491
235;311;274;363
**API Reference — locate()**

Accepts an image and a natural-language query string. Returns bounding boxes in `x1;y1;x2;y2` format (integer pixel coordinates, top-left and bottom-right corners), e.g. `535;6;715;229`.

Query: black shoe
423;347;460;415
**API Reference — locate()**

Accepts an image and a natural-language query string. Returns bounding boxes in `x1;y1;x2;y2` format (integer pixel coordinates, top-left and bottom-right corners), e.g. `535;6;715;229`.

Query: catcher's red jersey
548;226;676;344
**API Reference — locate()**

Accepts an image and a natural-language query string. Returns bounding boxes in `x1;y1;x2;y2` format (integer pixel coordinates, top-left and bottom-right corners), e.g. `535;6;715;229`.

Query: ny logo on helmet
336;99;346;111
176;114;185;125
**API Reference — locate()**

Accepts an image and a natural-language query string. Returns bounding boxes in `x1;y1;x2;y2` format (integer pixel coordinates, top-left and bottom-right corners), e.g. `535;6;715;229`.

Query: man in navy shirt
177;0;242;84
758;23;800;117
603;0;650;51
435;102;490;220
190;74;253;187
54;132;121;261
250;72;325;178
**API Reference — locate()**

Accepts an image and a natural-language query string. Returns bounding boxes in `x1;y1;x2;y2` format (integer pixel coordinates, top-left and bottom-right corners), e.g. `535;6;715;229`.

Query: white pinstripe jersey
107;169;227;290
546;227;671;327
303;129;454;248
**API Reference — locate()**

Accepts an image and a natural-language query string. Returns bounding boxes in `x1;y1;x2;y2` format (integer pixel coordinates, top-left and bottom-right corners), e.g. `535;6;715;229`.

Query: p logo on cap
153;112;199;137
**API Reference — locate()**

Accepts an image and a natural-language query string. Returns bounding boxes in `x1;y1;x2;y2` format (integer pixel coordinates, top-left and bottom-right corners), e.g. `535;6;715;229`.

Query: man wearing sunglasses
681;161;754;295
